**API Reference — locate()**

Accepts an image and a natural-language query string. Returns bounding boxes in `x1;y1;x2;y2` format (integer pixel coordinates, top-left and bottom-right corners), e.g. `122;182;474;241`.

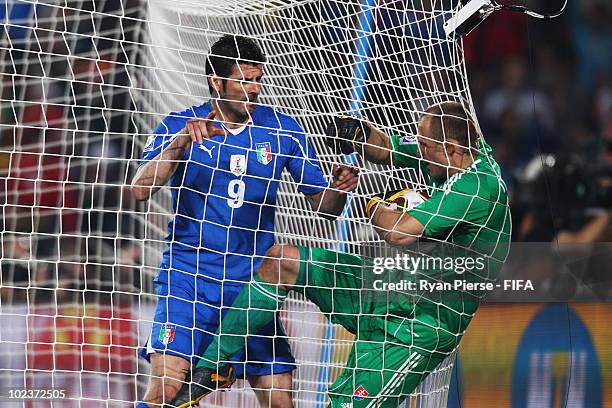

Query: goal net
0;0;474;406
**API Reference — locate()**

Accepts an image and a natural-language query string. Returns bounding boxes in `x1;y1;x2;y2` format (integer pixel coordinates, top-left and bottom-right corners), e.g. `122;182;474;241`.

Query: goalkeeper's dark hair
423;101;479;150
206;35;266;94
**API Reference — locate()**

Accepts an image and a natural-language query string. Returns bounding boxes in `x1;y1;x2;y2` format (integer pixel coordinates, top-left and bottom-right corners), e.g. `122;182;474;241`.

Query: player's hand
184;110;227;144
325;115;371;155
365;188;427;218
331;164;359;194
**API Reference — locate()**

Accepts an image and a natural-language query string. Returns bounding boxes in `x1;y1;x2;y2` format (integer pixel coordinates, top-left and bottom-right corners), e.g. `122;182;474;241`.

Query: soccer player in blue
131;35;359;408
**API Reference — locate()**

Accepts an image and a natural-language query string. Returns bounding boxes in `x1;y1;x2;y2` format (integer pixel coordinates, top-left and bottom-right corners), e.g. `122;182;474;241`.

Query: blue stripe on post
316;0;377;406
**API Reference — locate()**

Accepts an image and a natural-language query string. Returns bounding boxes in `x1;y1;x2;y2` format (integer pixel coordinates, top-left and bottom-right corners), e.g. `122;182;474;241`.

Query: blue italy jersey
141;102;328;282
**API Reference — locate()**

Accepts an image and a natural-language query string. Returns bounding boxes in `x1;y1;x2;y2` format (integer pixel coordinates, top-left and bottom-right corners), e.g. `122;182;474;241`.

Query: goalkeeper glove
325;115;371;155
365;188;428;218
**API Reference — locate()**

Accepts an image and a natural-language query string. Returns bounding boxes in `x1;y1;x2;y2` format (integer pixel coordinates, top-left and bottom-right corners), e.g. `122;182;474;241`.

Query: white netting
1;0;472;406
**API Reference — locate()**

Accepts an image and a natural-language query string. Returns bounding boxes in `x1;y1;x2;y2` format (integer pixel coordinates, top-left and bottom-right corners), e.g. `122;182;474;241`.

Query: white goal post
0;0;473;406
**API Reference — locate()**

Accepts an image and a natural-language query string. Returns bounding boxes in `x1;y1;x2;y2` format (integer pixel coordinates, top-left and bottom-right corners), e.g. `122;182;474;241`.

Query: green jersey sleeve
389;134;428;171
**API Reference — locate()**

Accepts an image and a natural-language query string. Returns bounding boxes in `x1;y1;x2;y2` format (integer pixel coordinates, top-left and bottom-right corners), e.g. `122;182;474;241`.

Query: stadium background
1;0;611;406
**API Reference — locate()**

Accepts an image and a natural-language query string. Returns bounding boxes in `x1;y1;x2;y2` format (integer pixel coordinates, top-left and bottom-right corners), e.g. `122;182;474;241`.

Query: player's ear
209;75;222;96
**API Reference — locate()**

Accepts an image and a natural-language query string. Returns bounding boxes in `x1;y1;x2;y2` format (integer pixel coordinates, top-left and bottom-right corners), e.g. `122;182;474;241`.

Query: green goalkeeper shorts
296;245;458;407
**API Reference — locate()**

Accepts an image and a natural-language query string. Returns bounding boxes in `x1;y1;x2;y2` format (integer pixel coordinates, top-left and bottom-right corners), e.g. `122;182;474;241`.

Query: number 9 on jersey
227;179;246;208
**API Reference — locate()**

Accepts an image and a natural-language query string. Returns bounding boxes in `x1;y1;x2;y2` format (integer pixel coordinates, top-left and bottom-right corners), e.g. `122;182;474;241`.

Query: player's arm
325;116;392;165
131;133;192;201
306;164;359;219
368;173;490;246
285;119;359;219
131;111;225;201
366;191;425;245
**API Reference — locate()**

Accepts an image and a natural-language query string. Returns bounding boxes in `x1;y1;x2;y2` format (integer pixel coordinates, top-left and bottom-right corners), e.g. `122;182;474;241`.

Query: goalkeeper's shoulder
444;162;508;204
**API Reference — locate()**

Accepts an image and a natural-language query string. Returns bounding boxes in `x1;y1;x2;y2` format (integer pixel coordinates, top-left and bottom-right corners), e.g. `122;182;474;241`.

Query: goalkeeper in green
170;101;511;407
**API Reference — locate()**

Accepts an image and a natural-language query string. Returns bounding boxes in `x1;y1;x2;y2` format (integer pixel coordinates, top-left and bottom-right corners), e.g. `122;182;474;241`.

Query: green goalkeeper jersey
388;134;512;332
390;134;511;258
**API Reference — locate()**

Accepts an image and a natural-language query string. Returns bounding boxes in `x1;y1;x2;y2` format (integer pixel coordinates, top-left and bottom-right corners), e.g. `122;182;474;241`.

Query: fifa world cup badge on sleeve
399;134;417;145
159;324;176;345
256;142;272;165
143;135;156;152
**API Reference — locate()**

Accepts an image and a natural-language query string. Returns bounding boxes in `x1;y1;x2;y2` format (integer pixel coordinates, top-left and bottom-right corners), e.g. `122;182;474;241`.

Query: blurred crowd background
1;0;145;305
464;0;611;244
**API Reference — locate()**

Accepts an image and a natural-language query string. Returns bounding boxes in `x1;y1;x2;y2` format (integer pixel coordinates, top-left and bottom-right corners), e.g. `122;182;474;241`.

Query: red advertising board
27;305;136;373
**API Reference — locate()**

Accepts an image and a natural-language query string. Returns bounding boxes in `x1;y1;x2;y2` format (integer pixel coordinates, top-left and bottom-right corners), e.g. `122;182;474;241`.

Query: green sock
197;275;287;369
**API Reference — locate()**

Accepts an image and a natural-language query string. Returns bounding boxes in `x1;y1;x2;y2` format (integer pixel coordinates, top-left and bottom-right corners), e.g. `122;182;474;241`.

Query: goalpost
0;0;473;406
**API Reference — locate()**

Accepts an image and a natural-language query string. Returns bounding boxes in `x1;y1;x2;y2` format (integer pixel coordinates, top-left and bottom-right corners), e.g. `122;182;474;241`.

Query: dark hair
423;101;478;149
205;35;266;93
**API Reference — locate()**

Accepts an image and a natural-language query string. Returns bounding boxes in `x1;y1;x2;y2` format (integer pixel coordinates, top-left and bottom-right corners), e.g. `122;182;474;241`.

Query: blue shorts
139;268;296;378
